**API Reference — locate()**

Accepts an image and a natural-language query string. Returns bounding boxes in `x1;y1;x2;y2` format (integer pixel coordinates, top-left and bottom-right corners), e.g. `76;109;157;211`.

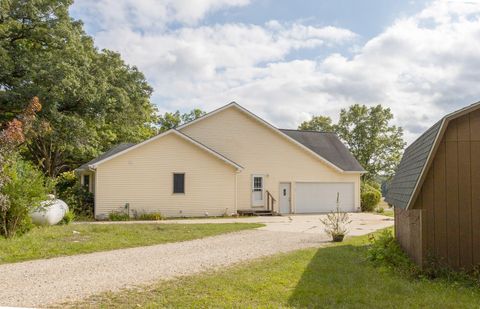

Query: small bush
109;211;130;221
361;182;381;212
55;171;94;218
367;230;412;269
137;212;164;221
375;207;385;214
0;156;53;238
60;210;76;225
368;229;480;286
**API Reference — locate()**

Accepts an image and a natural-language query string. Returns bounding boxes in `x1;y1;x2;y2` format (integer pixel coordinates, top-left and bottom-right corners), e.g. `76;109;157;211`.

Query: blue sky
70;0;480;143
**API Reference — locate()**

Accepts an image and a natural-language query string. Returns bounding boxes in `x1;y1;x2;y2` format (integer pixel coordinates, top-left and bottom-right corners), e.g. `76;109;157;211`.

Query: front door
279;182;291;214
251;175;265;207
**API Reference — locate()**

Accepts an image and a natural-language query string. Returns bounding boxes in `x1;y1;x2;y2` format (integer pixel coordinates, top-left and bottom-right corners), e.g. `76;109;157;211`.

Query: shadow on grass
288;240;480;308
287;243;373;308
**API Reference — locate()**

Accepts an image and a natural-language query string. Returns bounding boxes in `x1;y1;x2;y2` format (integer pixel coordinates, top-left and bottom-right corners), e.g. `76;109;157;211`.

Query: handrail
265;190;276;213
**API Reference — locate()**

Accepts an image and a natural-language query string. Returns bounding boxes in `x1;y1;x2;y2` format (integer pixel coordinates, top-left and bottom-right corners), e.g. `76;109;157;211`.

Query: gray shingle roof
76;143;136;171
279;129;365;172
385;121;442;209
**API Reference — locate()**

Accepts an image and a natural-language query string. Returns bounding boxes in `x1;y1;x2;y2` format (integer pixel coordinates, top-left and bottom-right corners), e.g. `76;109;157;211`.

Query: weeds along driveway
0;213;392;308
80;212;394;236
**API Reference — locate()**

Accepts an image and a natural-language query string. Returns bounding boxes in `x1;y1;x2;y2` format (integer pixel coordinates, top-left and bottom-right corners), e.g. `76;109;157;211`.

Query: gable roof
386;101;480;209
77;130;243;171
279;129;365;172
178;102;364;173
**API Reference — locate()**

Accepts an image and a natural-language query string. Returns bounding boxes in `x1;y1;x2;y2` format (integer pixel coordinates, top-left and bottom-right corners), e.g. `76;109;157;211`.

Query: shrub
0;156;53;238
56;171;94;218
368;229;480;286
136;212;164;221
60;209;76;225
367;229;417;275
361;182;381;212
109;211;130;221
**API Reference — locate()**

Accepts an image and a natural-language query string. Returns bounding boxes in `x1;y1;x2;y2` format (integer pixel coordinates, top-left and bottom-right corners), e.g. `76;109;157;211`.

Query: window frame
82;174;90;190
173;172;186;194
251;174;265;206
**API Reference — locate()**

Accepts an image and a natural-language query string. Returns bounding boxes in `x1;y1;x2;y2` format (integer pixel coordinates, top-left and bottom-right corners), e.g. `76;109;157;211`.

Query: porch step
237;210;275;216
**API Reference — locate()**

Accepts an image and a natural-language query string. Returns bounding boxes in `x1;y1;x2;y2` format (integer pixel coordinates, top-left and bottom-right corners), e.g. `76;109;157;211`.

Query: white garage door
295;182;355;213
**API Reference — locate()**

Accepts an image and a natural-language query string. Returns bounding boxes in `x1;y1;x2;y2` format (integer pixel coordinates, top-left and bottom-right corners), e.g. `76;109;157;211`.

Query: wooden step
237;209;275;216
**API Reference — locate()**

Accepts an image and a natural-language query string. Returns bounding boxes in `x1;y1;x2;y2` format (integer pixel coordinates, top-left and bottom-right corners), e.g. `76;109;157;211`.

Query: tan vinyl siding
180;106;361;211
94;133;236;218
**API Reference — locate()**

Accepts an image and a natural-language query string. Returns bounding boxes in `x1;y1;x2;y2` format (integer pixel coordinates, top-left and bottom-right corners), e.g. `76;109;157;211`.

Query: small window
173;173;185;194
83;175;90;189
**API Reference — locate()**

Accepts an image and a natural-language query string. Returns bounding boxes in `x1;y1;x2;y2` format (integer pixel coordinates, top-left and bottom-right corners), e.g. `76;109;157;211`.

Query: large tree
298;104;405;180
298;115;334;132
0;0;156;176
157;108;206;132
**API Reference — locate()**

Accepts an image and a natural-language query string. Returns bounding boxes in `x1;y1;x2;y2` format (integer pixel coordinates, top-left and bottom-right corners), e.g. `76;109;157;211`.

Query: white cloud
72;0;251;30
72;0;480;144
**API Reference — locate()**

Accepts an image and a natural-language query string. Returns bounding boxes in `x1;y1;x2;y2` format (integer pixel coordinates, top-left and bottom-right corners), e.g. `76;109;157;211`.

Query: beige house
77;102;365;219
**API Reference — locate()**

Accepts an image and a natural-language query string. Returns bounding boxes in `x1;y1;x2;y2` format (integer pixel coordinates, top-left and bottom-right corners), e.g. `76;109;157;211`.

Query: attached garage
295;182;355;213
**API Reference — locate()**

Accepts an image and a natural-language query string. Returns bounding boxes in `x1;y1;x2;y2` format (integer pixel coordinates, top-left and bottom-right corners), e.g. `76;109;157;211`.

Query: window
173;173;185;194
83;175;90;189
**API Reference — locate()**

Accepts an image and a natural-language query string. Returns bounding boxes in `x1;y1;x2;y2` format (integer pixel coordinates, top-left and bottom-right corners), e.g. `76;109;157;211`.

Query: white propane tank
30;195;69;226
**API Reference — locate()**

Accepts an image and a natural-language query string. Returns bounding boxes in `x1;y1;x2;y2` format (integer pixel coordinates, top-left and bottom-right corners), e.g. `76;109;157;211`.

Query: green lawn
382;209;394;217
0;223;262;264
73;231;480;309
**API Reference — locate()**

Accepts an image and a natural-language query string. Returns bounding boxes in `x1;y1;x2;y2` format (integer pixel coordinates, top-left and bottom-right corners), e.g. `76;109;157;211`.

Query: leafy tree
336;105;405;180
158;109;206;132
0;97;51;238
181;108;206;123
0;0;157;177
298;115;334;132
298;104;405;180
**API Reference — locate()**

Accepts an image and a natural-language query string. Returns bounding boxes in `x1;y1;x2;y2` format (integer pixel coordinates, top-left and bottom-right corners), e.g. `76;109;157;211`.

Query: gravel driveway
0;213;392;307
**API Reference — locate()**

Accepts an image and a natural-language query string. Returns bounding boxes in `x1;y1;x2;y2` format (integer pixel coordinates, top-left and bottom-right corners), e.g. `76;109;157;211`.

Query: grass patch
380;209;394;217
73;230;480;308
0;223;262;264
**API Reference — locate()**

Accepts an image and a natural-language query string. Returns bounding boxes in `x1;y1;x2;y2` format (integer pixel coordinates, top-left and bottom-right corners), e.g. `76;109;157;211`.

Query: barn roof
386;101;480;209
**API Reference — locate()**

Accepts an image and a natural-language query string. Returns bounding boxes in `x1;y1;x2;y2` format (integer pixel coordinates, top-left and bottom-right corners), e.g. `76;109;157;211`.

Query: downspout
234;171;238;214
89;165;97;219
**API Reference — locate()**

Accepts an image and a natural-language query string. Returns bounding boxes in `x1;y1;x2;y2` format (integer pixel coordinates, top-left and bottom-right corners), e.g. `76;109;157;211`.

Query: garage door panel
295;182;355;213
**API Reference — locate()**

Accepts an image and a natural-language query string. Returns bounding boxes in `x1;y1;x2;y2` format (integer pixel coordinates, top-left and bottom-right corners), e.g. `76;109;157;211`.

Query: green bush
367;230;413;270
361;182;381;212
60;209;76;225
0;156;53;238
368;229;480;286
136;212;164;221
109;211;130;221
56;171;94;218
